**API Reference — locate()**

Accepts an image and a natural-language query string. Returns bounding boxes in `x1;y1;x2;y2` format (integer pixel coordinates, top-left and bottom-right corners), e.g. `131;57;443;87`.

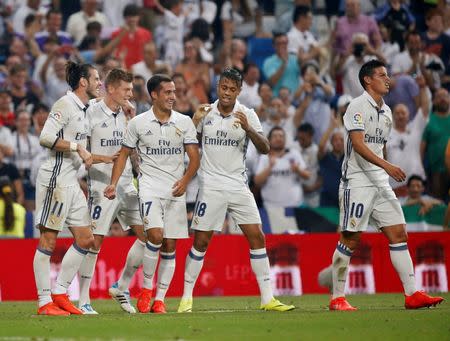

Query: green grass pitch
0;294;448;340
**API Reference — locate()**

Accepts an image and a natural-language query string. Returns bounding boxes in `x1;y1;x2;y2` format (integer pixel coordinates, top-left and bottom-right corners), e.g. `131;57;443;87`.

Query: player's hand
418;201;434;216
123;100;136;118
104;184;117;200
385;163;406;183
172;178;188;197
233;111;250;131
77;145;93;169
103;151;120;164
193;104;211;121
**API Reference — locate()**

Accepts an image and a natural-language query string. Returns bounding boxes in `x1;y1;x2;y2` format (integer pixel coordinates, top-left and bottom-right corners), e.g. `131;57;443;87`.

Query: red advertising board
0;232;449;301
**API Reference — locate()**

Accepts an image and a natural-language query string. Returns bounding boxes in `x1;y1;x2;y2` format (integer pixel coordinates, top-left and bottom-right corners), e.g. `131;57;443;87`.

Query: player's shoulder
172;110;193;124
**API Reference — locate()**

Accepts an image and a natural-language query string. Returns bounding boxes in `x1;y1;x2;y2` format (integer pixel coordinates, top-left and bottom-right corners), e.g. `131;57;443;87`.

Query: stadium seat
247;37;274;72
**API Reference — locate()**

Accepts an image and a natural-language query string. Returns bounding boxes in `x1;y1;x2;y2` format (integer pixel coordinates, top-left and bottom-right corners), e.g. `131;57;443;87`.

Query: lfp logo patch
353;113;363;125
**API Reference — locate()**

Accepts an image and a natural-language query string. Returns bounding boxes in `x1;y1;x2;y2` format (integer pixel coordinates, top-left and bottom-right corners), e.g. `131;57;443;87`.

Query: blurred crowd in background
0;0;448;238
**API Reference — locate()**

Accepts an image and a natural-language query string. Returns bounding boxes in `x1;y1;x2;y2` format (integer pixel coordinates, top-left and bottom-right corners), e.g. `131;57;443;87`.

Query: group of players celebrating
32;59;443;316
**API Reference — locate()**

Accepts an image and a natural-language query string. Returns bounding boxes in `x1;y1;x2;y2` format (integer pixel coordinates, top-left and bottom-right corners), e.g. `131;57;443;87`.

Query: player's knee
147;230;163;245
77;234;95;250
193;238;210;252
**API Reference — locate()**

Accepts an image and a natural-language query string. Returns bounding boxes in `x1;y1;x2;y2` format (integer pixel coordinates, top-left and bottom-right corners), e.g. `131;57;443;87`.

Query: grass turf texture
0;294;448;340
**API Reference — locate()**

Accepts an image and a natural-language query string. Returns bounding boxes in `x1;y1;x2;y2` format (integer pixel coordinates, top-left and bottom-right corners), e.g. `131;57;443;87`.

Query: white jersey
256;148;306;207
197;99;263;190
86;100;133;193
37;91;89;188
341;91;392;188
123;107;197;201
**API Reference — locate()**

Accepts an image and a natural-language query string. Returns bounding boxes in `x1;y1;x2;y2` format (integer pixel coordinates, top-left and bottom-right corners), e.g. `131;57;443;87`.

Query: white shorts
191;187;262;232
339;186;405;232
89;186;142;236
35;183;91;231
139;194;188;239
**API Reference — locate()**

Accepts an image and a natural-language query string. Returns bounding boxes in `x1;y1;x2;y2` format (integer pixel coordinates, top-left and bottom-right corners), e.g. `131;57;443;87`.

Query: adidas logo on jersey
205;120;213;126
78;117;82;121
145;130;153;136
101;122;108;128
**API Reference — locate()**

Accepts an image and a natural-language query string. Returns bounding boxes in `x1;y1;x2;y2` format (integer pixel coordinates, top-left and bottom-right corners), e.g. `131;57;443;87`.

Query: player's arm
172;144;200;197
192;104;211;128
349;131;406;182
234;111;270;154
104;146;132;200
86;137;118;164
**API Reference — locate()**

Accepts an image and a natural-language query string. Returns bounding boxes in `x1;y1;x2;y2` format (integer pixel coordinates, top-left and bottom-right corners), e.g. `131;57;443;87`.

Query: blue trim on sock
337;243;353;257
72;242;88;255
160;253;176;260
389;244;408;251
250;252;267;259
189;250;204;261
37;247;52;256
146;242;161;252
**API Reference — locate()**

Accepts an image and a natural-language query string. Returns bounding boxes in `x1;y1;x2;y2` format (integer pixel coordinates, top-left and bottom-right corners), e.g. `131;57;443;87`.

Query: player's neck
153;106;171;122
366;89;383;108
73;88;89;106
104;96;120;113
217;101;234;116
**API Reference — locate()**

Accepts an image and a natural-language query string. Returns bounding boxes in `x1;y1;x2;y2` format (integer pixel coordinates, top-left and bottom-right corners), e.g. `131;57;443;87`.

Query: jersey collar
148;106;178;125
211;99;242;118
99;100;122;117
67;90;88;111
362;91;388;112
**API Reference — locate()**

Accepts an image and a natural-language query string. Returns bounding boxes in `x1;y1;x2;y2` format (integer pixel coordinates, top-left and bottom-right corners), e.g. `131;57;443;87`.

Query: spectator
131;75;151;115
421;87;450;200
111;4;152;69
30;102;49;137
390;30;443;91
296;123;320;208
102;0;139;29
172;73;198;118
386;77;430;197
255;82;273;121
378;23;400;67
398;175;443;216
39;53;70;107
287;5;320;65
278;86;296;118
335;33;385;98
7;64;40;112
220;0;265;40
0;148;24;205
188;19;214;63
317;129;344;207
263;33;301;96
12;0;40;35
254;126;309;208
374;0;415;51
66;0;109;44
293;60;334;144
154;0;186;69
0;176;26;238
0;89;15;129
261;97;297;147
131;41;169;84
237;62;261;110
183;0;217;32
175;38;211;104
220;38;247;73
331;0;381;57
35;9;73;51
11;109;41;211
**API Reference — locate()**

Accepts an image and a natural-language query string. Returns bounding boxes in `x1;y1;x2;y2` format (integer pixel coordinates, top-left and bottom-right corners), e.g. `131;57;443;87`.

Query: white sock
143;241;161;289
332;242;353;299
182;247;205;299
53;243;88;295
33;248;53;308
389;243;416;295
118;239;146;292
78;249;99;306
250;248;273;305
154;251;176;302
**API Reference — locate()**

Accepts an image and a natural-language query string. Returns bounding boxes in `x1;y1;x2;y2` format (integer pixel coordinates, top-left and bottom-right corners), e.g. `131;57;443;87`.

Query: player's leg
52;186;94;315
382;224;444;308
329;186;375;311
116;224;146;292
178;230;214;313
179;189;224;312
78;234;103;314
33;225;69;315
152;238;176;313
137;197;164;313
